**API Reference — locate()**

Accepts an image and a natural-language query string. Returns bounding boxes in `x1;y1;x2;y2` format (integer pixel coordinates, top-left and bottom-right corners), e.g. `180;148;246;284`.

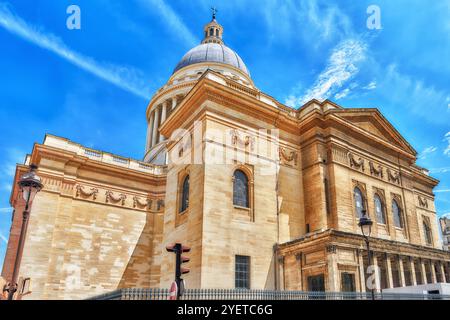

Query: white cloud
286;39;367;107
418;146;437;159
363;81;377;90
0;3;151;99
444;132;450;157
0;208;11;213
0;232;7;244
137;0;199;47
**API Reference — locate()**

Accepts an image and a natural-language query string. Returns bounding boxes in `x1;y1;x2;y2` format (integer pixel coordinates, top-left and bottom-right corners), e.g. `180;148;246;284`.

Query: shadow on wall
118;211;162;289
264;253;276;290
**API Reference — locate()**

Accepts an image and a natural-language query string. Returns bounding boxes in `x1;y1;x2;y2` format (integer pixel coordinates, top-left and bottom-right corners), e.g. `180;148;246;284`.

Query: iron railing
88;288;450;300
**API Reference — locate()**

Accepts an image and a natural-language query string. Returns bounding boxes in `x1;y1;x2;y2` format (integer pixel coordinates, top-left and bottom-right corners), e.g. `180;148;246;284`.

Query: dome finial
211;7;218;20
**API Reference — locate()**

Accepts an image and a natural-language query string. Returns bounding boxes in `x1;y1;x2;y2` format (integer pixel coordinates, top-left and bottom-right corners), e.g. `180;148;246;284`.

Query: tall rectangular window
341;272;356;292
235;255;250;289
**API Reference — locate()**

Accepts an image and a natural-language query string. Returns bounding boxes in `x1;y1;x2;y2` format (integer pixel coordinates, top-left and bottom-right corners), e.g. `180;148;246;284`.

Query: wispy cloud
363;81;377;90
0;232;7;244
286;39;367;107
435;189;450;193
429;167;450;174
0;2;151;99
0;208;11;213
444;132;450;157
261;0;352;46
419;146;438;160
379;64;450;125
137;0;199;47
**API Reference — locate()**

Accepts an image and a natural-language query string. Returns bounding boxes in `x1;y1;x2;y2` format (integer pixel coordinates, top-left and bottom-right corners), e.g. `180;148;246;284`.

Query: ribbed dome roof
173;43;250;76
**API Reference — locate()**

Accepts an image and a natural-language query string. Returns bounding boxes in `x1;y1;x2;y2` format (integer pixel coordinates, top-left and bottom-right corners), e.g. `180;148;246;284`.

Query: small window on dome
216;29;219;37
209;28;214;36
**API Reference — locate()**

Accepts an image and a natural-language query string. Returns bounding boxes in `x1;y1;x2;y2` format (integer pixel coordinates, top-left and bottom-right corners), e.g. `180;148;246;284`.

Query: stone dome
173;43;250;76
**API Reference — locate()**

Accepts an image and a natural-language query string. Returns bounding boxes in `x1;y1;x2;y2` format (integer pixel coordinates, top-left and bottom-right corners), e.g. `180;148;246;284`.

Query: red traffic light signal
181;245;191;253
166;244;177;253
181;267;190;275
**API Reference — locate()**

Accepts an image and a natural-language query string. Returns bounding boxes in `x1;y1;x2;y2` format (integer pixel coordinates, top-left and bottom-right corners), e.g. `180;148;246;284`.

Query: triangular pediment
331;108;416;156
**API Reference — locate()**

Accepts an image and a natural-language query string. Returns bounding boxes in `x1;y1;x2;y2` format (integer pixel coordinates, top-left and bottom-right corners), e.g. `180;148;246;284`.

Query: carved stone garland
105;191;127;206
349;153;365;172
369;161;383;178
75;185;99;200
279;148;298;166
133;196;152;210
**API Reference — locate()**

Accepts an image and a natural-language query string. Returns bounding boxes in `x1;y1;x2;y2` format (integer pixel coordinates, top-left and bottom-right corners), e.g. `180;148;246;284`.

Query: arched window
392;199;403;228
216;29;219;37
374;194;386;224
423;218;432;245
209;28;214;36
180;175;189;213
353;187;365;218
233;170;249;208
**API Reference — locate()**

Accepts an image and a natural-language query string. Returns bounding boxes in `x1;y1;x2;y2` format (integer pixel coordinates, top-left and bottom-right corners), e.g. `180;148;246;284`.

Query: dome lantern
201;8;224;45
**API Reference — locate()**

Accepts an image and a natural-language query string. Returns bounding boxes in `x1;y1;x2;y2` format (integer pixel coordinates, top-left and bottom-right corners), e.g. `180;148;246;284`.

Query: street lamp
358;209;375;300
7;164;42;300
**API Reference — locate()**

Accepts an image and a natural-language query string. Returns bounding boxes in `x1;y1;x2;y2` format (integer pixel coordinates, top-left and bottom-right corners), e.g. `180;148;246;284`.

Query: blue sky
0;0;449;267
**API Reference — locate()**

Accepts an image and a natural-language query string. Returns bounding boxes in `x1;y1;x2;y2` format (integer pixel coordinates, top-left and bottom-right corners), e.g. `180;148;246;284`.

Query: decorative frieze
369;161;383;179
133;196;152;210
387;168;400;184
105;191;127;206
348;153;365;172
75;185;99;200
418;196;429;209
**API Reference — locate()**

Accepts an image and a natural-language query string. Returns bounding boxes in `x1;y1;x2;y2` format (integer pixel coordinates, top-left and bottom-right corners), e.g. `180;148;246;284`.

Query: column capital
326;245;337;254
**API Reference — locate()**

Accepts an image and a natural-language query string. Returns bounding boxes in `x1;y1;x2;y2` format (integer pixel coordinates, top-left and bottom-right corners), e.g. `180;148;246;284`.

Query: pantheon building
2;15;450;299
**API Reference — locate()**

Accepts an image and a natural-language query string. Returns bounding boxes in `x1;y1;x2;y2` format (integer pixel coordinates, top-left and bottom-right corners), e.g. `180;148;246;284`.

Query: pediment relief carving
333;111;415;155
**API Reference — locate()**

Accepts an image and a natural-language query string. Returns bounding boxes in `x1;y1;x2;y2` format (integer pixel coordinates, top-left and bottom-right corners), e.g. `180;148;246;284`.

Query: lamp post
7;164;42;300
358;209;374;300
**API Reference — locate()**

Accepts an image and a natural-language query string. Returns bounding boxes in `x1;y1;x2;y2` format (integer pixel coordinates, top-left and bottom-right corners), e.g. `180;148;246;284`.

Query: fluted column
431;261;437;283
440;262;447;283
410;258;417;286
146;112;154;151
386;254;394;289
151;106;160;147
358;249;366;292
159;101;168;143
420;260;427;284
398;257;406;287
172;96;177;110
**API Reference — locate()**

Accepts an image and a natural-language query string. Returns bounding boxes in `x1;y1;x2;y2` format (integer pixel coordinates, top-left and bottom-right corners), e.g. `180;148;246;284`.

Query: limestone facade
2;16;450;299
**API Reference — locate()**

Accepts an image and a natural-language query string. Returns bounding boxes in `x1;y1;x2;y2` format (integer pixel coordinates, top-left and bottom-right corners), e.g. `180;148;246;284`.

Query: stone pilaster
385;254;394;289
326;245;339;292
409;257;417;286
431;261;437;283
398;256;406;287
357;249;366;292
420;260;428;284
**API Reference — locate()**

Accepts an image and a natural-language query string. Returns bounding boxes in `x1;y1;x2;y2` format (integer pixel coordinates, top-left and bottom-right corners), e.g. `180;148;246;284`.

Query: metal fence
89;288;450;300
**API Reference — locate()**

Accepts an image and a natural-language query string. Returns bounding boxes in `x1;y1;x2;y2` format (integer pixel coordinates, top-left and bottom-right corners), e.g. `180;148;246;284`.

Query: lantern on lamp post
7;164;42;300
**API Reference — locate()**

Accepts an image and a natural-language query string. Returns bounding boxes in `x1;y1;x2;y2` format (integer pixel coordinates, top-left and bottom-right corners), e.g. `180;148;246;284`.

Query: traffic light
166;243;190;299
